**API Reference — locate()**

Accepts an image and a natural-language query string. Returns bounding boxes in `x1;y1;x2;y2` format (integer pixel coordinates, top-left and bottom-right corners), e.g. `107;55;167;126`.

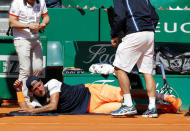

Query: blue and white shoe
110;105;137;116
142;108;158;118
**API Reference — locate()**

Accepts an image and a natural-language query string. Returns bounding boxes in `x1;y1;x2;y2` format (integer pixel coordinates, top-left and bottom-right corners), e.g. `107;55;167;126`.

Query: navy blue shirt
57;83;91;113
111;0;159;38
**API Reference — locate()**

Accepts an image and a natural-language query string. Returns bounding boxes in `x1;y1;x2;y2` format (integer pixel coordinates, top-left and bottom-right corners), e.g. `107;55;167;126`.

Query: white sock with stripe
123;94;133;107
148;97;156;110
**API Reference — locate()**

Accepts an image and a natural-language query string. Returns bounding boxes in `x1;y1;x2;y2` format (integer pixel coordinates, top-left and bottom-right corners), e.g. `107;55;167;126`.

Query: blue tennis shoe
142;108;158;118
110;105;137;116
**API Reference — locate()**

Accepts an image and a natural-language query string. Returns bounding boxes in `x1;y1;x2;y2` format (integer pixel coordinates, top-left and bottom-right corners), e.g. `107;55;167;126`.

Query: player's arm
9;0;29;29
9;15;29;29
110;0;126;47
111;0;126;39
20;92;59;114
13;80;34;109
39;13;50;31
149;3;159;29
9;15;39;31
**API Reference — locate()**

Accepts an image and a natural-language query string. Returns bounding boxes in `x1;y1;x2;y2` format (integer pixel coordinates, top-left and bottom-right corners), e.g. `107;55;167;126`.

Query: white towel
89;63;114;75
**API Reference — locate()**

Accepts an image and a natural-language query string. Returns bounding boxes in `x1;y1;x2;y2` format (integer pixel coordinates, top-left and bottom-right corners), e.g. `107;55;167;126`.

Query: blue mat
8;111;109;116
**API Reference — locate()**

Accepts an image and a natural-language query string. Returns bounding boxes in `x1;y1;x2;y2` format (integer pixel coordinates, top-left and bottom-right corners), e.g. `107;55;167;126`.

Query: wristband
16;92;25;103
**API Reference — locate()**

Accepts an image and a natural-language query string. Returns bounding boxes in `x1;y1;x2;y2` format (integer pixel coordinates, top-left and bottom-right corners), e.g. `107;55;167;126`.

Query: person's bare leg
114;67;130;94
110;67;137;115
114;67;134;107
143;73;156;110
142;73;156;97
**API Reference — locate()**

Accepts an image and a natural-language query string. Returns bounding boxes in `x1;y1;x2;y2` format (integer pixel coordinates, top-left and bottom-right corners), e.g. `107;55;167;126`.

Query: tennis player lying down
13;76;181;114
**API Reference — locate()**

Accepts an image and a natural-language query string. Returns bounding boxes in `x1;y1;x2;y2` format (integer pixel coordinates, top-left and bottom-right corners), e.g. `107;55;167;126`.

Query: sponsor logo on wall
83;44;115;64
156;22;190;33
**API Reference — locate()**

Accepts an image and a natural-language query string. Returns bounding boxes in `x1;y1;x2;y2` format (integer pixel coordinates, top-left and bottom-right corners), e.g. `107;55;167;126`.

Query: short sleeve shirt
9;0;48;39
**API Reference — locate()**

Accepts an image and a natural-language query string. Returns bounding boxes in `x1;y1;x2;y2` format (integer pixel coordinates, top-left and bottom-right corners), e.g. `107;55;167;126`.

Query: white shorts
113;31;155;74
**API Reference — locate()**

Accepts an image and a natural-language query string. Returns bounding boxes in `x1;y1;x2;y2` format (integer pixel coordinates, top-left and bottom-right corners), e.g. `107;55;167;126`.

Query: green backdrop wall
43;9;190;43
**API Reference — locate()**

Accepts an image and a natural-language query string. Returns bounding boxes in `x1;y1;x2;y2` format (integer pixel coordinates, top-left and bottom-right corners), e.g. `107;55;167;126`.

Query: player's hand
39;23;46;31
13;80;23;92
111;37;119;47
29;23;40;31
19;108;35;113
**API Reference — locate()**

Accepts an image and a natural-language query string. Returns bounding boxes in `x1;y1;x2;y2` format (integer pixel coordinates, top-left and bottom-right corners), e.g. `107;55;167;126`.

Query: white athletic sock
123;94;133;107
156;92;165;100
148;97;156;110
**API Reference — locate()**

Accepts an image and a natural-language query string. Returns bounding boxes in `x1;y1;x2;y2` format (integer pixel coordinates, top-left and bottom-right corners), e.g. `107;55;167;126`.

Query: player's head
25;0;39;5
26;76;46;97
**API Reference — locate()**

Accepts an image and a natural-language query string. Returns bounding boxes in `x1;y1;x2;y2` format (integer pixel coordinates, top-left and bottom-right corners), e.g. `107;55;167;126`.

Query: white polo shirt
9;0;48;39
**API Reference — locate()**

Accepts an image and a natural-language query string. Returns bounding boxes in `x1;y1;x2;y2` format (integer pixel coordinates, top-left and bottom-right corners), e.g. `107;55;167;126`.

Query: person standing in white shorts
110;0;159;117
9;0;50;104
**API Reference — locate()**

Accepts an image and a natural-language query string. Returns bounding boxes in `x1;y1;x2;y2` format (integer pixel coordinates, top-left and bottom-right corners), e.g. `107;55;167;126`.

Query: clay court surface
0;106;190;131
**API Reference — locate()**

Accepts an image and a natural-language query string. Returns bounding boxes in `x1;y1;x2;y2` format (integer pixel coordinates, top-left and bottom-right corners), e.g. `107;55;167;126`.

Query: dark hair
26;76;41;90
